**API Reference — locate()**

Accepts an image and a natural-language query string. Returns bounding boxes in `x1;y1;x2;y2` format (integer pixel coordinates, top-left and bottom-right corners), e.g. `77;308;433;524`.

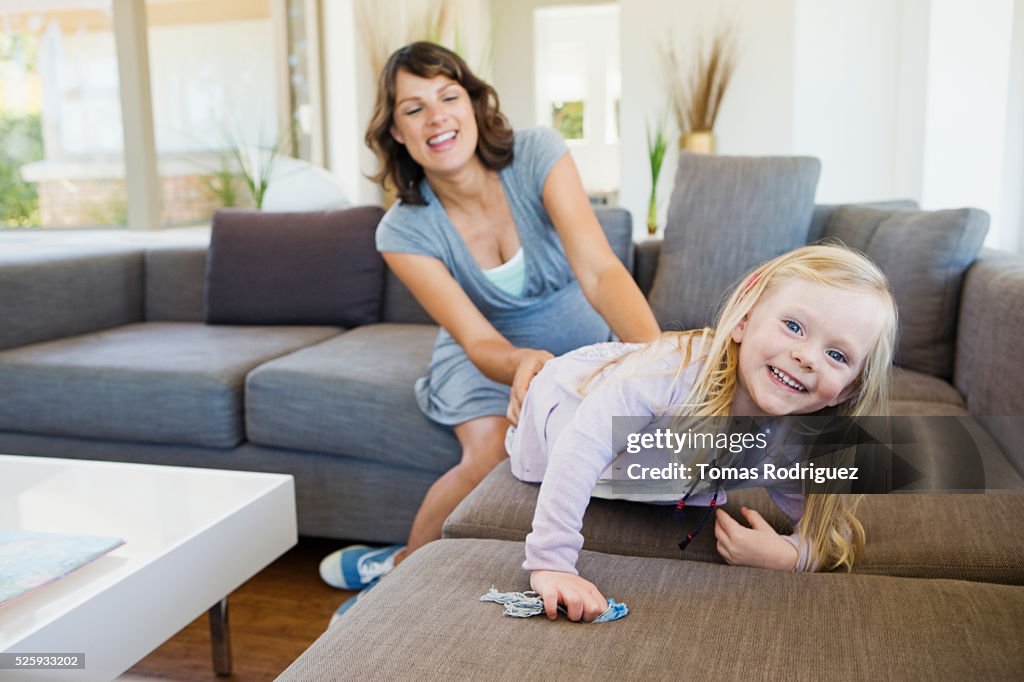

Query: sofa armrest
954;248;1024;473
0;247;144;351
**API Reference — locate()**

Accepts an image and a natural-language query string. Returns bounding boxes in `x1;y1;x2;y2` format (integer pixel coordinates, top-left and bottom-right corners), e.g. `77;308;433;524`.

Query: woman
320;42;660;614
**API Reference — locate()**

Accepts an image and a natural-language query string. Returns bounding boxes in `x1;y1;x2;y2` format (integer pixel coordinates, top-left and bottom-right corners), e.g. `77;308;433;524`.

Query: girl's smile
730;279;887;416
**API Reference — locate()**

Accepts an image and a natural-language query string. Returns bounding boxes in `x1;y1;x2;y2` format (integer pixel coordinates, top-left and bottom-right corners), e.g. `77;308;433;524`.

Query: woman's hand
530;570;608;622
506;349;554;426
714;507;799;571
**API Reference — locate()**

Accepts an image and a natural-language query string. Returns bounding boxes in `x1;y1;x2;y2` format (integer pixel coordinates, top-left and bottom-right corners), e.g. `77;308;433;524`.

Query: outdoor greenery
199;153;246;209
552;100;584;140
0;113;43;227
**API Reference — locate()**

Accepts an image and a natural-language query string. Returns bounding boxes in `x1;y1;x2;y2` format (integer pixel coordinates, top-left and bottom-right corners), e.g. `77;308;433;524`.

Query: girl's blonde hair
614;244;897;571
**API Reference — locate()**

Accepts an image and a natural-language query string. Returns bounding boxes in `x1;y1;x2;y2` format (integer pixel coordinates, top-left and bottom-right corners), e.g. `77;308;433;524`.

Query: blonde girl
507;244;898;622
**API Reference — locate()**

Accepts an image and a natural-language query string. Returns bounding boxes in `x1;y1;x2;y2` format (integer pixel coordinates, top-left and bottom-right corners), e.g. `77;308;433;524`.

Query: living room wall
321;0;1023;251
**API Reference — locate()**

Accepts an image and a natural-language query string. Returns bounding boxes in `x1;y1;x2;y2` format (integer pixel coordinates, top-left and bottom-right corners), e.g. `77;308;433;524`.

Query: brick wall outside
35;174;252;227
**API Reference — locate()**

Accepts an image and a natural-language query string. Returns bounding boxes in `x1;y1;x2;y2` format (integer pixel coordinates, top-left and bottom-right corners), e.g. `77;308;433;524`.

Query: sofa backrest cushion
824;205;989;379
808;200;919;242
648;153;821;330
146;246;207;321
205;206;386;326
0;247;144;351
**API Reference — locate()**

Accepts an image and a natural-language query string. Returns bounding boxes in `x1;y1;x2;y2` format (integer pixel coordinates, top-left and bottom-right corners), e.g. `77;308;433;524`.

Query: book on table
0;528;125;607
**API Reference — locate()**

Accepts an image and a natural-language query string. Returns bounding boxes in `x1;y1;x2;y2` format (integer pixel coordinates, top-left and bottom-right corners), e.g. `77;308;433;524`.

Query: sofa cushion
0;322;339;448
280;539;1024;681
648;153;820;329
145;246;207;322
892;367;965;406
444;460;1024;585
205;207;385;326
824;205;988;379
891;366;968;415
0;247;144;351
245;323;460;472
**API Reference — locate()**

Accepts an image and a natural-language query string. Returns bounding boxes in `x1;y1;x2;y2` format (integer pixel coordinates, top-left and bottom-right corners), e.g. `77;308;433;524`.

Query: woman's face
389;69;479;177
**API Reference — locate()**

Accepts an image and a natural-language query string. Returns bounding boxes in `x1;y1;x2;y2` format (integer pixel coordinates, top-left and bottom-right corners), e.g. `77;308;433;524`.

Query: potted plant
646;112;670;236
661;23;738;153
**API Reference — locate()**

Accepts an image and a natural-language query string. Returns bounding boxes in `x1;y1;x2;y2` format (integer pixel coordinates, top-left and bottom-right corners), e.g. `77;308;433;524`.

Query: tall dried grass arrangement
355;0;459;77
661;24;738;135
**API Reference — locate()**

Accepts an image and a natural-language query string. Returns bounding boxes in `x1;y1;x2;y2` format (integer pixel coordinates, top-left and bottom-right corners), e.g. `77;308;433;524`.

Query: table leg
208;598;232;676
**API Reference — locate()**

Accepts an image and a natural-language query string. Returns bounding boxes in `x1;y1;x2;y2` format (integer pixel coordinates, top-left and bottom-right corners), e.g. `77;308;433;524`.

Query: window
533;4;621;196
0;1;127;228
0;0;324;230
551;100;584;140
145;0;280;226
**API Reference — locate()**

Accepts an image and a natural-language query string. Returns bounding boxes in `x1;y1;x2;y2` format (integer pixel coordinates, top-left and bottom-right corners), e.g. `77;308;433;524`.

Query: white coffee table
0;455;296;680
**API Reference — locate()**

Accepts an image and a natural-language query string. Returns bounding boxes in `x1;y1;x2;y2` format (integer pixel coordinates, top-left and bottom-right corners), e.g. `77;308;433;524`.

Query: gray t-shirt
376;127;612;425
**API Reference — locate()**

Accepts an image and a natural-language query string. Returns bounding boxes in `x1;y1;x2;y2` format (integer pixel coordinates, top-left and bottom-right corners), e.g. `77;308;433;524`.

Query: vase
680;131;716;154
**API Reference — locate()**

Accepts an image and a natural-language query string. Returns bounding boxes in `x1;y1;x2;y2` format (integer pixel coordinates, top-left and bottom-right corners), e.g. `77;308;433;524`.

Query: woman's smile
390;70;478;175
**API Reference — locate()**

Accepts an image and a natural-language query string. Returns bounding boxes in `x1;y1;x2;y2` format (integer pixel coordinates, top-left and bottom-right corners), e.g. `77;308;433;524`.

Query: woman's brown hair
365;42;515;205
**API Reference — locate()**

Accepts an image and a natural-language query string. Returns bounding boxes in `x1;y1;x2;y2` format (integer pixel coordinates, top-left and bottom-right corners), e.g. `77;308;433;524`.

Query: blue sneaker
319;544;405;590
328;581;379;627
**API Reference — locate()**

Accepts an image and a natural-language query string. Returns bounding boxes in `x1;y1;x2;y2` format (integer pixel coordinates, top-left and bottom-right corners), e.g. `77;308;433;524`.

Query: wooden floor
123;537;357;681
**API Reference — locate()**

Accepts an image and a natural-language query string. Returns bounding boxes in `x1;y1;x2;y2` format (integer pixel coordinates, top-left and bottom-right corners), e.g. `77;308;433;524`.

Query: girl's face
389;70;479;177
730;279;886;416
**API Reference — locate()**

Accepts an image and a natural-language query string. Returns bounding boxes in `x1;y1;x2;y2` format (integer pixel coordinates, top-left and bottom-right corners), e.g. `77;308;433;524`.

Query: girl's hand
714;507;799;571
530;570;608;622
507;349;554;426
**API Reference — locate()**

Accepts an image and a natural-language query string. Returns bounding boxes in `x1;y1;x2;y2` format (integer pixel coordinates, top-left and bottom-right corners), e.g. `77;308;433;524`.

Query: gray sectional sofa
2;199;1023;679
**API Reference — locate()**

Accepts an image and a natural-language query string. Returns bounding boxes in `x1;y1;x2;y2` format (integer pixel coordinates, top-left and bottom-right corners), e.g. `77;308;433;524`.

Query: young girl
507;244;898;622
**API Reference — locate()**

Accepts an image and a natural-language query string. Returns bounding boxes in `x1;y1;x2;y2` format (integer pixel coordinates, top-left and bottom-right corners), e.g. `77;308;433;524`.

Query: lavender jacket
505;339;815;576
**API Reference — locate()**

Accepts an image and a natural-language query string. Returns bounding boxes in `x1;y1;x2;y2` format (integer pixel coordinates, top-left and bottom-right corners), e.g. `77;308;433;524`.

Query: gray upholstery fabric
0;247;143;351
807;200;918;243
0;322;339;448
633;238;660;296
444;460;1024;584
825;206;989;379
145;246;206;321
892;367;965;406
648;153;821;329
379;206;635;324
380;268;433;324
955;249;1024;477
890;400;970;416
205;207;385;326
246;323;460;471
443;461;787;566
0;433;432;541
280;539;1024;681
592;206;634;272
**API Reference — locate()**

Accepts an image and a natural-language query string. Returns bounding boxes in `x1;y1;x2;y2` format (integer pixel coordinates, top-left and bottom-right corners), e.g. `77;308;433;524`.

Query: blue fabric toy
480;587;628;623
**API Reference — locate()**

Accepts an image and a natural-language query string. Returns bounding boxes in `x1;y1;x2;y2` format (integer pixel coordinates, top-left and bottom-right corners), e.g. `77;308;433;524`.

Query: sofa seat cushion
890;400;970;416
246;323;460;472
0;322;339;448
891;367;969;416
444;461;1024;584
892;366;965;405
280;539;1024;681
